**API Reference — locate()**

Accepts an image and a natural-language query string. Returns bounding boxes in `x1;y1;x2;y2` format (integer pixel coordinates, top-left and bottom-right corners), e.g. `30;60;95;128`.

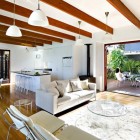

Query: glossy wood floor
0;84;140;140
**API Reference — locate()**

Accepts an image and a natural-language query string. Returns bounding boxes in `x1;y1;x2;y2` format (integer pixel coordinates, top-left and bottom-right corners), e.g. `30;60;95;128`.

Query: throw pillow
56;80;72;93
80;80;89;90
41;81;57;90
56;84;66;97
34;124;59;140
70;80;83;92
46;87;60;97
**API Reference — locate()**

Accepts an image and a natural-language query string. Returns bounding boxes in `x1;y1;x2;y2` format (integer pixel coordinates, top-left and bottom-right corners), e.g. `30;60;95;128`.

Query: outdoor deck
107;79;140;96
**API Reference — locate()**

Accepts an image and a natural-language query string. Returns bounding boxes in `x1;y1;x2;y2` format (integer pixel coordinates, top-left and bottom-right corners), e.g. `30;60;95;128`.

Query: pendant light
6;0;22;37
75;21;84;46
28;0;49;27
103;12;112;43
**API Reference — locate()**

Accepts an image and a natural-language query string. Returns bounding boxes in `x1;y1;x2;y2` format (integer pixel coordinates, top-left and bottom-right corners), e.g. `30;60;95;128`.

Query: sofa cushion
80;80;89;90
70;80;82;92
34;124;59;140
56;80;72;93
72;90;94;97
58;93;79;106
46;87;60;97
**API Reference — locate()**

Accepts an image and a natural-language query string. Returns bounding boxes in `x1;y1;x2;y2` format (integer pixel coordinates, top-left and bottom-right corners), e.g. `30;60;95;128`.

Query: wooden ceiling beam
0;30;52;45
47;17;92;38
0;24;63;43
0;35;43;46
41;0;113;34
0;2;74;41
0;39;35;47
0;0;92;38
107;0;140;29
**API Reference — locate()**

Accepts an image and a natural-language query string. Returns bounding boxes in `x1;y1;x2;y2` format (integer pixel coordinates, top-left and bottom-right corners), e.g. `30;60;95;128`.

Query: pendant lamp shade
6;25;22;37
28;9;49;27
6;0;22;37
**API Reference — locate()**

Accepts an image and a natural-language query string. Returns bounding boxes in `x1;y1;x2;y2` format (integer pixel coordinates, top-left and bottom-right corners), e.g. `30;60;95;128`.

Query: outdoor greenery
107;45;140;79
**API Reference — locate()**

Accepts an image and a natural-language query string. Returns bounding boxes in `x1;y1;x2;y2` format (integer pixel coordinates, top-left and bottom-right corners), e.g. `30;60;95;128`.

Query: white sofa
36;78;96;114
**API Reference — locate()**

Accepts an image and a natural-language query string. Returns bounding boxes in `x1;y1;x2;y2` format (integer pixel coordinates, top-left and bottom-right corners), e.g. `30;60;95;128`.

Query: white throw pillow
41;81;57;90
56;80;72;93
80;80;89;90
70;80;83;92
56;84;66;97
34;124;59;140
46;87;60;97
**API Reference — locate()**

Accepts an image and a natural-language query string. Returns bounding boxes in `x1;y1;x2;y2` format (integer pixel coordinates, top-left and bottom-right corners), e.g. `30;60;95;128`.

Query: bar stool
24;76;32;94
15;75;21;90
0;78;3;99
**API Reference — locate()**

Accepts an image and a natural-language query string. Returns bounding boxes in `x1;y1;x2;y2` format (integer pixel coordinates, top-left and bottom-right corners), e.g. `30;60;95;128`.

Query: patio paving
107;79;140;97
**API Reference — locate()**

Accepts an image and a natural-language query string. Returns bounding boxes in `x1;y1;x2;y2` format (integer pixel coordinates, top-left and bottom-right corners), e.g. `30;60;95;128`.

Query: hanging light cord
78;21;81;39
13;0;16;25
38;0;40;10
105;12;109;34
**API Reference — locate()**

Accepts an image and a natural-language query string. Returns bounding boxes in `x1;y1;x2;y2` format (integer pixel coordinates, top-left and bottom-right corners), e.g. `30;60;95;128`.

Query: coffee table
87;100;127;117
14;99;32;111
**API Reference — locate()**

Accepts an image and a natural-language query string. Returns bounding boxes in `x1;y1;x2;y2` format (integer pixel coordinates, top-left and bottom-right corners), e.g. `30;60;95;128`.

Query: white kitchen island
12;72;51;92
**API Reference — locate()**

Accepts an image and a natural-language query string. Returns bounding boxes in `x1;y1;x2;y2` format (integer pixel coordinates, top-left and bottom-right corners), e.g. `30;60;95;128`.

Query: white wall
43;45;73;81
0;43;43;82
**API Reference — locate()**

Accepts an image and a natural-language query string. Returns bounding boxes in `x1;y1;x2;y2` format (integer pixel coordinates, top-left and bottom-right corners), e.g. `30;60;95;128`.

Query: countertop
11;71;51;76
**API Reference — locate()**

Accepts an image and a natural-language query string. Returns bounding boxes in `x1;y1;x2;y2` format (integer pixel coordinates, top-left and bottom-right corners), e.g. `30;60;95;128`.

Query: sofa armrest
88;83;96;100
88;83;96;91
36;89;58;114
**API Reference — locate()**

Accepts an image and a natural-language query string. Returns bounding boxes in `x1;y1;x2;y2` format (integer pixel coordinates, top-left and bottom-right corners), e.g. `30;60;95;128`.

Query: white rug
59;103;140;140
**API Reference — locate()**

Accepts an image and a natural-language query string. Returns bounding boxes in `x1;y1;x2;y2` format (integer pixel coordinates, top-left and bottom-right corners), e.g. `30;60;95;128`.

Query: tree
109;49;127;70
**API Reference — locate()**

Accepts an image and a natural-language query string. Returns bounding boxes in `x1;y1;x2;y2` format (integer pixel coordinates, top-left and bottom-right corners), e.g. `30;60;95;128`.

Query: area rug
59;103;140;140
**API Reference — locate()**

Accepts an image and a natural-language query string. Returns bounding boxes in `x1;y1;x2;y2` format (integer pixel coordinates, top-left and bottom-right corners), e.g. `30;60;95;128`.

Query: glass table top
88;100;127;117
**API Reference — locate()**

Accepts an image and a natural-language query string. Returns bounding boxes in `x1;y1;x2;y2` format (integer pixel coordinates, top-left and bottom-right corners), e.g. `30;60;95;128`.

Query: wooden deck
0;84;140;140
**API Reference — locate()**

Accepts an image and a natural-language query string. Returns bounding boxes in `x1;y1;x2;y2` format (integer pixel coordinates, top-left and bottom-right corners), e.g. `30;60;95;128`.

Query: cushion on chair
34;124;59;140
10;105;33;128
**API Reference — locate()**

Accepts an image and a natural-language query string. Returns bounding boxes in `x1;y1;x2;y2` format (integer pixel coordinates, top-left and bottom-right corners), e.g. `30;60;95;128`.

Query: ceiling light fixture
28;0;49;27
75;21;84;46
103;12;112;43
6;0;22;37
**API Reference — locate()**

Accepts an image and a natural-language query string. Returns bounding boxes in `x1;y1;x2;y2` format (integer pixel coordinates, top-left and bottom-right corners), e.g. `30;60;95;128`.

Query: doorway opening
104;40;140;96
0;49;10;83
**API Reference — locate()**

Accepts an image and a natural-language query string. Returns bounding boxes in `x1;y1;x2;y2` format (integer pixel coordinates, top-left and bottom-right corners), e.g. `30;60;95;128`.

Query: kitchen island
11;71;51;92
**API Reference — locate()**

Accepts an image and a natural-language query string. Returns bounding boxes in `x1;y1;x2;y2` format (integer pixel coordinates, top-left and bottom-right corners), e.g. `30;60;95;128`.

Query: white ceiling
2;0;140;39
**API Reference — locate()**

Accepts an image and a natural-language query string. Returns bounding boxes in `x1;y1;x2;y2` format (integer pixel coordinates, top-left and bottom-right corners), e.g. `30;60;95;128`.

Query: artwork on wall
62;56;72;67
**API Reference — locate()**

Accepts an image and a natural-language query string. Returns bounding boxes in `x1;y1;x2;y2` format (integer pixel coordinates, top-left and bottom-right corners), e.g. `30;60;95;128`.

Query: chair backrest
5;108;35;140
115;72;123;81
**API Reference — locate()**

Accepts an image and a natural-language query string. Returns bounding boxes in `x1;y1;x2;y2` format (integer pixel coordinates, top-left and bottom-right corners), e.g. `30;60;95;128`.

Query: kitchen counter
12;71;50;76
11;71;51;92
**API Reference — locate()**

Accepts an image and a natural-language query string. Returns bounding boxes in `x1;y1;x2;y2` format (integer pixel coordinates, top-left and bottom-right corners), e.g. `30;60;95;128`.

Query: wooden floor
0;84;140;140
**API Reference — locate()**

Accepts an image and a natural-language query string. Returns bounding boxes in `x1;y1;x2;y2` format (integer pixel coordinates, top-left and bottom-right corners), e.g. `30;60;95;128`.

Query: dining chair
0;78;3;99
135;77;140;87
